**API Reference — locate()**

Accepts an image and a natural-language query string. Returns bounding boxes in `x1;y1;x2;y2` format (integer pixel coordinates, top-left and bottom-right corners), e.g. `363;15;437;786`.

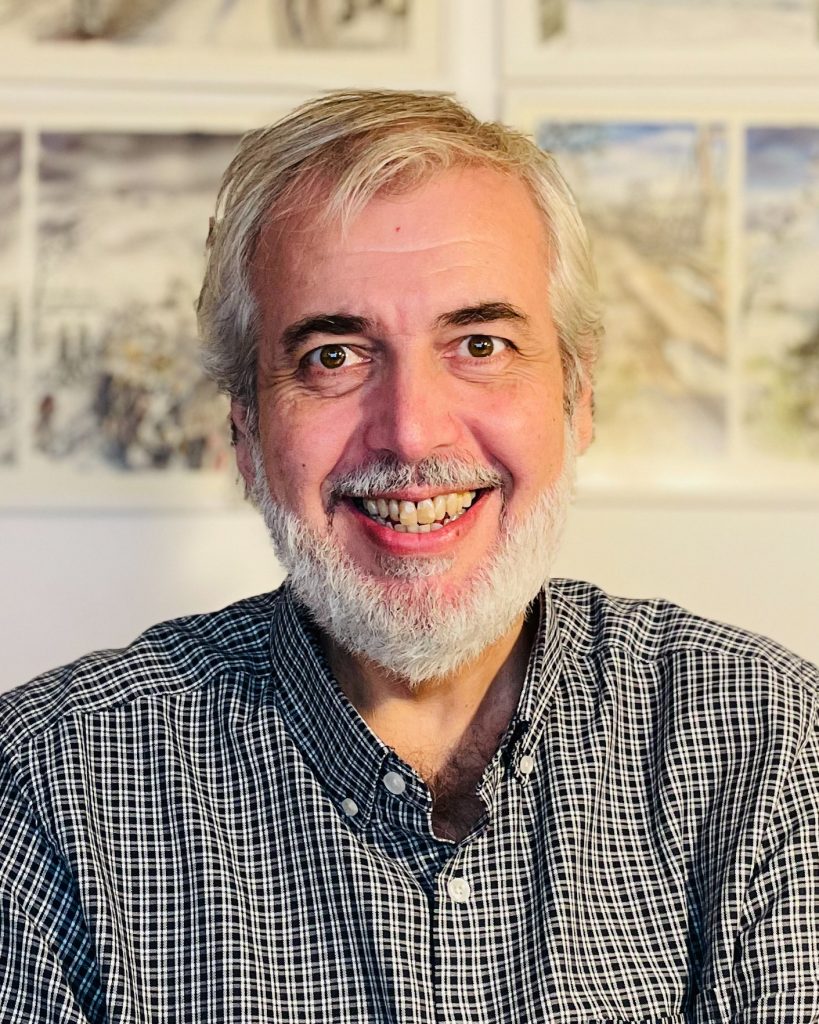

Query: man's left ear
230;399;256;491
572;379;594;454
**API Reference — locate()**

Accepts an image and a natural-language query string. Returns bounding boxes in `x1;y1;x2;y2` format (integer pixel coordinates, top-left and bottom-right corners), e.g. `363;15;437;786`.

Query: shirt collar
476;585;566;805
267;581;566;826
517;584;565;741
268;584;391;828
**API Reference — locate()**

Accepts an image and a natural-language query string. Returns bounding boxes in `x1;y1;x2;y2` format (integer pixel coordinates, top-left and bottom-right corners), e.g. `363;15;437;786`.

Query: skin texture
234;167;593;839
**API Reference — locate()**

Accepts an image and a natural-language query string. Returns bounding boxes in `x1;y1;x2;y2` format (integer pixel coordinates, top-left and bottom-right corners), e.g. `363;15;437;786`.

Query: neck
322;610;536;783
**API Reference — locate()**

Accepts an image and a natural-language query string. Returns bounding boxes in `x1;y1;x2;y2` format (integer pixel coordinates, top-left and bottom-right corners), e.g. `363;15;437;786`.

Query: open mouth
351;489;485;533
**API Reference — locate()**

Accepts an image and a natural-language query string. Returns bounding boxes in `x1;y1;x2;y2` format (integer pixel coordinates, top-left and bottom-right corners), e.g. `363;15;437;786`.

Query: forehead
251;167;551;324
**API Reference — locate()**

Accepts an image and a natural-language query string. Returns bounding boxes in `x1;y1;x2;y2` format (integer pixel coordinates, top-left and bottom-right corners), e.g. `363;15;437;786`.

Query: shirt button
341;798;359;817
447;877;471;903
519;754;536;776
382;771;406;796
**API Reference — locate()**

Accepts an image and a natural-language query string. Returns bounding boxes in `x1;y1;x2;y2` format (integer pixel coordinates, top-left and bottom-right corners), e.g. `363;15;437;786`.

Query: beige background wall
1;0;817;689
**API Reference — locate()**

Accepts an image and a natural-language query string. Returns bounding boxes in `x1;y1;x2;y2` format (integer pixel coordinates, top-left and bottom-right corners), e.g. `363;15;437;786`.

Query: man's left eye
459;335;507;358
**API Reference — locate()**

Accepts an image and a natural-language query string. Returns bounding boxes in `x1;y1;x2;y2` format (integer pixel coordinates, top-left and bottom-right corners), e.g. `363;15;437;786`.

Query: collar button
382;771;406;796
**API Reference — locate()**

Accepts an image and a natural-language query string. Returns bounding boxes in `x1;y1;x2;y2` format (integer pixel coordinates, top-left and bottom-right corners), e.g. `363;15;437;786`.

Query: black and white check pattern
1;579;817;1023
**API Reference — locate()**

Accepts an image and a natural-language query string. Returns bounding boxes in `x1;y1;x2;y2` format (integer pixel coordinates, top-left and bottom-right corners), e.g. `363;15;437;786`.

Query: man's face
238;167;592;614
239;165;593;585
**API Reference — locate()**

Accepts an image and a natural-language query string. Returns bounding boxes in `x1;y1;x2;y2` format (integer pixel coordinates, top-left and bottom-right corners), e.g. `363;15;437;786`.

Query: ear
571;377;594;455
230;399;256;491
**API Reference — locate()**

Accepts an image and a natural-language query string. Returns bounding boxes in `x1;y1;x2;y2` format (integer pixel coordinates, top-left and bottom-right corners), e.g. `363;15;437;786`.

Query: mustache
330;453;504;502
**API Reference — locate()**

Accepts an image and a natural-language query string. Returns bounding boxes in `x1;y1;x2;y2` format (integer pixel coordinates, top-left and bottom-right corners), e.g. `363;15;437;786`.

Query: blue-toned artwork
538;120;727;457
744;126;819;459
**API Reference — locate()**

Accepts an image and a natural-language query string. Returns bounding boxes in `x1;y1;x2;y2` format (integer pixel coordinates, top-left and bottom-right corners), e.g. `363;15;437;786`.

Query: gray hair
197;89;603;429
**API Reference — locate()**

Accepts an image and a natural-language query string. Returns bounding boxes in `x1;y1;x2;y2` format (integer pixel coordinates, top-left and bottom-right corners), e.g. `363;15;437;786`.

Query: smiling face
237;166;592;621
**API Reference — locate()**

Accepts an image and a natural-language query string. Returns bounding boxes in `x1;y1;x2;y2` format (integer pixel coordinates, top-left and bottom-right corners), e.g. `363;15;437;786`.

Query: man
1;90;817;1022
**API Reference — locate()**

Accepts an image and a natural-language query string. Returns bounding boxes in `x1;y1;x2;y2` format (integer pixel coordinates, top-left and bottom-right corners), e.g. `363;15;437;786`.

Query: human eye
455;335;510;360
302;343;367;371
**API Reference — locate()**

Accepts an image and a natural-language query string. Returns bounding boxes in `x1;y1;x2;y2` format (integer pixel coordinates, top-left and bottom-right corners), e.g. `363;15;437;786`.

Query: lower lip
346;494;489;553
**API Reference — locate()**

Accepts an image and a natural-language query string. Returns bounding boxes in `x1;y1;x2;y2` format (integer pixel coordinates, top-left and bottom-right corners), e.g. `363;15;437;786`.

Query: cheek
472;385;565;452
259;397;365;500
469;386;565;472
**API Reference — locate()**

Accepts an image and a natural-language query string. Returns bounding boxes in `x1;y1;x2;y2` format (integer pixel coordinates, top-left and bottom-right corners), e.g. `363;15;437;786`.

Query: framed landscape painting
743;125;819;462
508;93;819;497
527;116;728;461
0;118;260;507
0;132;21;469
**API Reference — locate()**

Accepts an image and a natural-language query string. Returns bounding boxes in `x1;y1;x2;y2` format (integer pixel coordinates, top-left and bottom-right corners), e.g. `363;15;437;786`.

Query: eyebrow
278;301;529;354
435;301;529;330
280;314;374;354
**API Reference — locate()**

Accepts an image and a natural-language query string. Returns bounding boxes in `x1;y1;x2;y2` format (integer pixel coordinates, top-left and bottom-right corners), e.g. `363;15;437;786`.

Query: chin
248;428;577;683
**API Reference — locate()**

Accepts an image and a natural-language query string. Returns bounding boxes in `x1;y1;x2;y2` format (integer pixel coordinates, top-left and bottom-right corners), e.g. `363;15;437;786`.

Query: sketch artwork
536;0;818;48
0;0;277;47
33;131;238;473
0;133;21;467
744;126;819;460
0;0;412;49
274;0;410;49
537;121;727;457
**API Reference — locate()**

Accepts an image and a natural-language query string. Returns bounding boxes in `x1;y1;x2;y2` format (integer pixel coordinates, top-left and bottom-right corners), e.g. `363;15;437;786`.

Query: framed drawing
0;0;443;88
0;105;293;508
512;107;729;461
507;92;819;498
0;132;21;469
504;0;819;82
743;124;819;461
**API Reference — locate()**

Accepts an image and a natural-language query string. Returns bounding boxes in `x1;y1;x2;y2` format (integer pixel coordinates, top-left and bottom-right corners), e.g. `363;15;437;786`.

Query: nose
361;351;461;464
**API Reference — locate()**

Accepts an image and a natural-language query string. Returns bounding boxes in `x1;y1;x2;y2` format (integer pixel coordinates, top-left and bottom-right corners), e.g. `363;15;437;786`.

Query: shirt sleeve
731;708;819;1022
0;747;105;1024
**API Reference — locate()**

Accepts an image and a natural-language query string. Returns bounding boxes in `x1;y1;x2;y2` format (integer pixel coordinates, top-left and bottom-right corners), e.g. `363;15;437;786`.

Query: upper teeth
361;491;476;531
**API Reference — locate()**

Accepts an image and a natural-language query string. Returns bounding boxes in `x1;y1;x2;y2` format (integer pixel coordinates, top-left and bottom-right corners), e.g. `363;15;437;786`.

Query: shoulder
550;577;816;679
0;589;283;756
549;577;818;748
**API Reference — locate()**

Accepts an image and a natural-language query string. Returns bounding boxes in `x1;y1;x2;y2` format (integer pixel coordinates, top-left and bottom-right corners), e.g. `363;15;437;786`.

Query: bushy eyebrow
278;301;529;354
280;314;374;354
435;301;529;330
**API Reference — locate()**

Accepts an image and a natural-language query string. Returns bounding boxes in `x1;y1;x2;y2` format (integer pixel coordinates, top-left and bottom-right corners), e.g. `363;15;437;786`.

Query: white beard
249;430;576;686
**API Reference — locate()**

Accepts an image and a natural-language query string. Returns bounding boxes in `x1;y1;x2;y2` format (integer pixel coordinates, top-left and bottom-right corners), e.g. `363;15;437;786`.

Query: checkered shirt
1;579;818;1023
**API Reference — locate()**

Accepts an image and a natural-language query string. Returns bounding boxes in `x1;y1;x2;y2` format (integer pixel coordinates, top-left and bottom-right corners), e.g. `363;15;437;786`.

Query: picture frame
506;88;819;500
0;102;295;509
0;1;443;90
503;0;819;83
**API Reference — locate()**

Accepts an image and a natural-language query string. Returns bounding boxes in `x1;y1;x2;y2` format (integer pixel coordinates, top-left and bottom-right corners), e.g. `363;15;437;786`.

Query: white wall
3;486;817;690
1;0;817;690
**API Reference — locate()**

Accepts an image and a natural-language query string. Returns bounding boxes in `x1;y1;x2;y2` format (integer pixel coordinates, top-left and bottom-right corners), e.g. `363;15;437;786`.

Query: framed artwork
743;125;819;461
534;119;728;461
0;110;285;508
504;0;819;81
0;132;21;469
507;94;819;497
0;0;442;87
34;130;239;473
